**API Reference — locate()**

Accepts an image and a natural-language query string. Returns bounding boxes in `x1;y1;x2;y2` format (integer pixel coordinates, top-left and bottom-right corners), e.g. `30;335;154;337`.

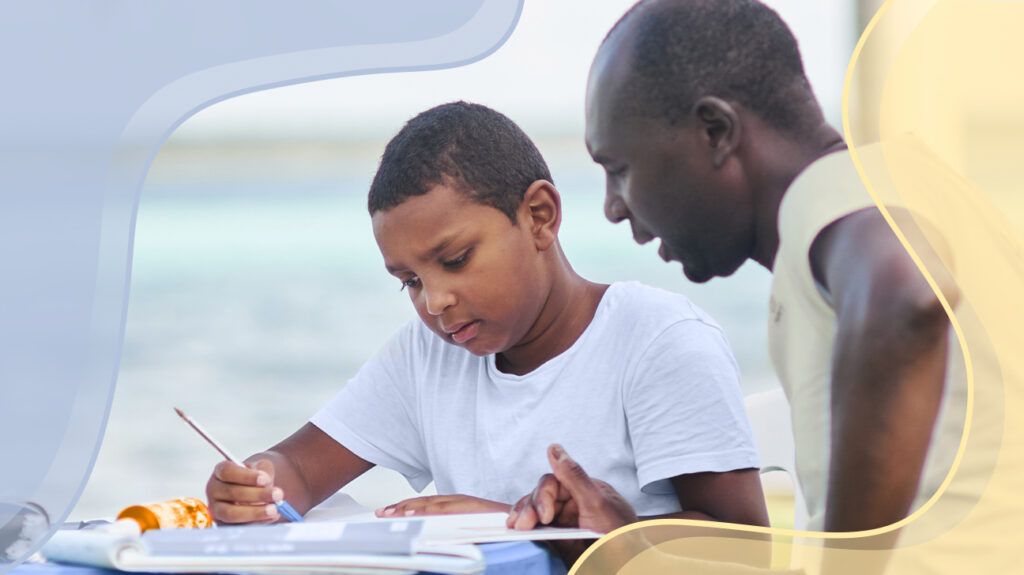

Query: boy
205;101;768;532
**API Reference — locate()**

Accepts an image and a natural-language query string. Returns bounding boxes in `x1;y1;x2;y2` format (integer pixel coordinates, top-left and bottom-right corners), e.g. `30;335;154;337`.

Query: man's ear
692;96;741;169
520;180;561;251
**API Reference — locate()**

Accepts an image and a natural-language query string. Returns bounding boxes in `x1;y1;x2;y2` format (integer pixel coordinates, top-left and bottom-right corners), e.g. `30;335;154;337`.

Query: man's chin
681;262;715;284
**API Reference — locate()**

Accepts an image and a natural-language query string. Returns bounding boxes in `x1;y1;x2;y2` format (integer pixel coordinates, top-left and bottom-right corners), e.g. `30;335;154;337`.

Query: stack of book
43;496;600;575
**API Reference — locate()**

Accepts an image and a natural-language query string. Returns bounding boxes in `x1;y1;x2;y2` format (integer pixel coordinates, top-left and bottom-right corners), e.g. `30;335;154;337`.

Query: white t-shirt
311;281;759;516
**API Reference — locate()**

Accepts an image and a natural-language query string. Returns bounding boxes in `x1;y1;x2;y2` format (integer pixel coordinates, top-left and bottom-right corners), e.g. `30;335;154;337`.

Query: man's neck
749;123;847;272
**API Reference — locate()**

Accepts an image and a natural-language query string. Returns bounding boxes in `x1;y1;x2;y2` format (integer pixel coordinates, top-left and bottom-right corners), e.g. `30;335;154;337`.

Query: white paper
306;494;601;546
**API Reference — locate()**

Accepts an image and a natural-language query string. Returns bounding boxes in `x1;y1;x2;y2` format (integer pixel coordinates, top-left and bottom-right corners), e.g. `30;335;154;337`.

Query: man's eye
400;276;421;291
442;250;471;269
607;166;627;177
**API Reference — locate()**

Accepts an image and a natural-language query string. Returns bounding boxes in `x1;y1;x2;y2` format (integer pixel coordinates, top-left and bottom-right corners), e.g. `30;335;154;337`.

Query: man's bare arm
811;208;957;532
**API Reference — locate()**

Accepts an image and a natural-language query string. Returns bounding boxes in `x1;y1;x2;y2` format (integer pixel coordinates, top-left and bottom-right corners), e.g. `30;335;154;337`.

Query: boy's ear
520;180;561;251
692;96;741;169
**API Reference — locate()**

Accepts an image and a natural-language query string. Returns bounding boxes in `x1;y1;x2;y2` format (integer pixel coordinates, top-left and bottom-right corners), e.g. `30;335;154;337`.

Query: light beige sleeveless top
767;143;967;533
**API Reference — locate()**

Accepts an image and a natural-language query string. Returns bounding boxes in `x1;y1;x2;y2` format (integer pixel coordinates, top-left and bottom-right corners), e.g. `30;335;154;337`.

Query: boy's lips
444;320;481;344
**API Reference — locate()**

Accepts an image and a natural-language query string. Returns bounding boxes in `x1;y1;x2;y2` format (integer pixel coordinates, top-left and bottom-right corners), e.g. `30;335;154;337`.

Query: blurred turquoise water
73;167;776;519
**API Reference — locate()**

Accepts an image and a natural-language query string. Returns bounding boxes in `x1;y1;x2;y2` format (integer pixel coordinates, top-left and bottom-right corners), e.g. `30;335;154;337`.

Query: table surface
10;541;564;575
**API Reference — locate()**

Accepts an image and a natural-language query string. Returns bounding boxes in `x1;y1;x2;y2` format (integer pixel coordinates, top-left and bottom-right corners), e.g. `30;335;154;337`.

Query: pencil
174;407;304;523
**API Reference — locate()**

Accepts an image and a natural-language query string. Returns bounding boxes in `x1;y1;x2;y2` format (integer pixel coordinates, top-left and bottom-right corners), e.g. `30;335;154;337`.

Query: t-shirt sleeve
624;319;761;495
309;323;433;491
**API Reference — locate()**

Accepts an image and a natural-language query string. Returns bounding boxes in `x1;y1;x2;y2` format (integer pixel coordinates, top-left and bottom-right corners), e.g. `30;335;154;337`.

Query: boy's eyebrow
383;233;461;274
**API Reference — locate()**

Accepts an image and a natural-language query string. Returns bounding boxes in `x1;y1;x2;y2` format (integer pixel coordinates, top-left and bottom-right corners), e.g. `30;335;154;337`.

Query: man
508;0;964;545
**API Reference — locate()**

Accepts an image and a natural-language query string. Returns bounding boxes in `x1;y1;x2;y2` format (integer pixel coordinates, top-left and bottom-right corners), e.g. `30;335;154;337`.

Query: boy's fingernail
382;507;396;516
272;488;284;503
265;504;279;517
256;472;270;486
551;444;566;461
538;503;546;518
404;509;416;516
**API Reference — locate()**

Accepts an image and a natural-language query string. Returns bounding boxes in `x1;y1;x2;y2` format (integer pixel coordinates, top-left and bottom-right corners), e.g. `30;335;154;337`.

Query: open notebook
42;494;601;575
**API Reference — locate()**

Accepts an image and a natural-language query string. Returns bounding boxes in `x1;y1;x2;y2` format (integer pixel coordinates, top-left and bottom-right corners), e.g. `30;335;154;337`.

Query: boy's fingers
213;460;270;487
206;479;275;504
376;496;436;517
547;444;599;504
210;501;279;524
250;459;275;485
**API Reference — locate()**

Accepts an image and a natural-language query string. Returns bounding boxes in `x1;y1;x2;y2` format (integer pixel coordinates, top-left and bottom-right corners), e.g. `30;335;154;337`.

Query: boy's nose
423;286;456;316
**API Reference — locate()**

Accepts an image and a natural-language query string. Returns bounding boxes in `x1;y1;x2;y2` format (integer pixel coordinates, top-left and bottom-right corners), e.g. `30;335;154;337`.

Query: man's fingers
512;498;541;531
547;444;598;503
532;474;561;524
507;495;529;528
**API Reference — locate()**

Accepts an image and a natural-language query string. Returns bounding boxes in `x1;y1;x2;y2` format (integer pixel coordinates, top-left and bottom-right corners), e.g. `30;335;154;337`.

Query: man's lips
444;320;481;344
658;241;674;263
633;229;655;245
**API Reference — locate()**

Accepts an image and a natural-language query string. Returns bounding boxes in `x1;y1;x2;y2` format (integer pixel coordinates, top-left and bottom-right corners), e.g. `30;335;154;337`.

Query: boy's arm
249;423;375;514
206;423;374;523
643;468;768;526
811;208;957;532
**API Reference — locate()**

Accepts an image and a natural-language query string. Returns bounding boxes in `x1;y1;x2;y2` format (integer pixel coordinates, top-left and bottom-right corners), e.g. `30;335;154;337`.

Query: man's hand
375;495;510;517
506;444;638;533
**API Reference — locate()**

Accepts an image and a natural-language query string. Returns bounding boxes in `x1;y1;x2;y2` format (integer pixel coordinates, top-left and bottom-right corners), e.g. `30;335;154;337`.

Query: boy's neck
495;254;608;376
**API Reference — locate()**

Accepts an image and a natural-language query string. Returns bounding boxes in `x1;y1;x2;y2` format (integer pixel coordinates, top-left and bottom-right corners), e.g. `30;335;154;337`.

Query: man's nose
423;282;456;316
604;192;629;224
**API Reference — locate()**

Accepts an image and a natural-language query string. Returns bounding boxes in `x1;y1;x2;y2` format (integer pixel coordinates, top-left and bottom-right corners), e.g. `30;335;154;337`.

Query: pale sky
173;0;857;142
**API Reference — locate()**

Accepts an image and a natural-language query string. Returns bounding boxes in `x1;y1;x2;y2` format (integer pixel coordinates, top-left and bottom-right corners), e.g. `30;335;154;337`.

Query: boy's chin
440;333;498;356
459;339;500;357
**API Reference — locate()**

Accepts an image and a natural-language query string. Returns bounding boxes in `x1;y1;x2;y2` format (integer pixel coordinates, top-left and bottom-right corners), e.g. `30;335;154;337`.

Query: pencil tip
173;406;185;418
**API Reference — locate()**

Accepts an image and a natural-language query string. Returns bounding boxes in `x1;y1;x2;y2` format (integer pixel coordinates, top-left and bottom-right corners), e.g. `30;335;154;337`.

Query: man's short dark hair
368;101;552;222
605;0;815;133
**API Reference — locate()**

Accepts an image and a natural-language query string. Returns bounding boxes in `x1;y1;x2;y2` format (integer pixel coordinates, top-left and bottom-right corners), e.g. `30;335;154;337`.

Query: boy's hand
205;459;285;524
507;444;638;533
375;495;510;517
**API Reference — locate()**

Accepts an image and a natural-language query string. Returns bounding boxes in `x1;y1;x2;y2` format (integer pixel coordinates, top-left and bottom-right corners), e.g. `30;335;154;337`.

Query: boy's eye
607;166;627;178
399;276;421;291
442;249;472;269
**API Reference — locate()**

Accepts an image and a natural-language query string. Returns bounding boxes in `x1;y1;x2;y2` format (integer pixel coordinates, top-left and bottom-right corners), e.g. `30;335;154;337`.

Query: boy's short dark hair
606;0;814;133
368;101;553;222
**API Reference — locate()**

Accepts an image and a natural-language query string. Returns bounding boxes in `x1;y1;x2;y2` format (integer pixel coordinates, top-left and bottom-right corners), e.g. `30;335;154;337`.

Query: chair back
744;387;809;530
